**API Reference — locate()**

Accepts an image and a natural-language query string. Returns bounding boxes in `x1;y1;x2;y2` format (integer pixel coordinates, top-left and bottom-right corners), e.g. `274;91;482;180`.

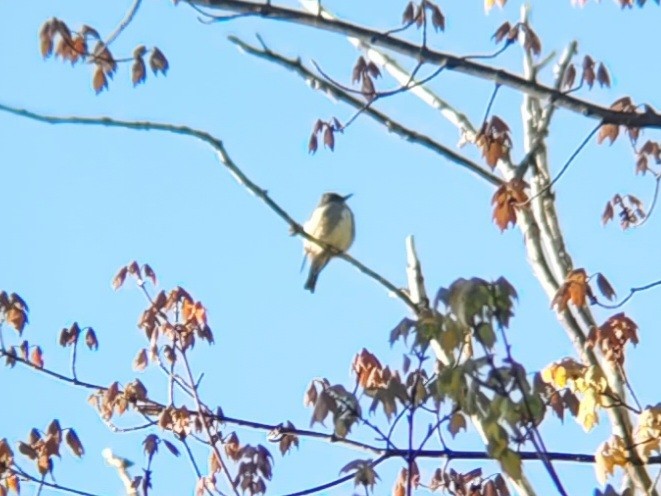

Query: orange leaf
92;65;108;94
30;346;44;369
6;474;19;494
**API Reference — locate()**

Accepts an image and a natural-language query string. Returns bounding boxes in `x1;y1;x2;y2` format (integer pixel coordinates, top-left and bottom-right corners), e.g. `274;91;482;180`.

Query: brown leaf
132;57;146;86
491;179;529;231
18;441;37;460
596;63;611;88
563;64;577;90
6;474;19;493
149;48;169;75
143;264;157;285
143;434;159;457
127;261;140;275
39;20;54;58
492;22;511;44
308;133;318;154
85;328;99;350
303;382;317;407
602;201;614;225
366;62;381;79
352;56;366;84
65;429;84;457
402;2;415;24
323;127;335;151
582;66;595;89
610;96;634;112
361;75;376;101
524;26;542;56
92;65;108;94
430;5;445;31
596;273;616;301
133;349;148;371
113;266;128;290
597;124;619;145
7;306;28;333
30;346;44;368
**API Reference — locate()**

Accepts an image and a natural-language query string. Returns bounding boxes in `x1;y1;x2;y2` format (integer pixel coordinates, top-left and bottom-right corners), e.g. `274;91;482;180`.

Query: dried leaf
323;127;335;151
30;346;44;368
143;434;159;456
66;429;84;457
492;22;511;44
113;266;128;290
402;2;415;24
430;5;445;31
563;64;577;90
142;264;157;285
163;439;180;457
308;132;318;154
596;274;616;301
149;48;169;75
602;201;614;225
133;348;148;371
85;328;99;350
597;63;611;88
597;124;619;145
132;57;146;86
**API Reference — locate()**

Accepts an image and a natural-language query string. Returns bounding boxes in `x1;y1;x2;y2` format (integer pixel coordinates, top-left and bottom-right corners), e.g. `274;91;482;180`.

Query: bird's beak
342;193;353;201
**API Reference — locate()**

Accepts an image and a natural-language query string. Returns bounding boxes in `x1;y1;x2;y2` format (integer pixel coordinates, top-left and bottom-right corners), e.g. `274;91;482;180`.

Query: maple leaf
552;268;593;311
491;179;529;231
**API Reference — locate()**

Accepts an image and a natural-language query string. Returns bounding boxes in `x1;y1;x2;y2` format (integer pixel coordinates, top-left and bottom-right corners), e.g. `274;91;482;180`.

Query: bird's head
320;192;352;205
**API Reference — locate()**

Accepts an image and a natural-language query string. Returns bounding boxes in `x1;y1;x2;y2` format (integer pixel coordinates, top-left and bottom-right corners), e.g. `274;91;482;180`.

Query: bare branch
187;0;661;128
0;102;417;312
228;36;502;186
105;0;143;46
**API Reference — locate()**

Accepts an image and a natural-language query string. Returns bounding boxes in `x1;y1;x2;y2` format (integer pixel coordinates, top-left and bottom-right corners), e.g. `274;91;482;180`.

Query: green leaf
475;322;496;348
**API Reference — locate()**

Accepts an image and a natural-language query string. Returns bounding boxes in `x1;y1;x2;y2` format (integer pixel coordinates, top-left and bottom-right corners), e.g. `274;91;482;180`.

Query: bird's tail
304;253;330;293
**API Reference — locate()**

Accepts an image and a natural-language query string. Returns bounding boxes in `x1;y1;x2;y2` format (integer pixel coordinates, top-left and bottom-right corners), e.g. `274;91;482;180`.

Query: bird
302;192;355;293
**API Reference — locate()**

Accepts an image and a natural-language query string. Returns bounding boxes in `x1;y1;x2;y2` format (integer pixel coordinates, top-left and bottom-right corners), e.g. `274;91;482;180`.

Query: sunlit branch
298;0;479;141
105;0;143;46
515;41;578;180
0;102;417;312
228;37;502;186
188;0;661;128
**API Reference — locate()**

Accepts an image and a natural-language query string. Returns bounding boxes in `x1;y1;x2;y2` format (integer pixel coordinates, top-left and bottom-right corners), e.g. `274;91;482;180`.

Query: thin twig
190;0;661;128
282;454;390;496
481;83;501;125
631;175;661;228
595;279;661;310
228;37;502;186
105;0;143;46
13;464;102;496
521;123;602;205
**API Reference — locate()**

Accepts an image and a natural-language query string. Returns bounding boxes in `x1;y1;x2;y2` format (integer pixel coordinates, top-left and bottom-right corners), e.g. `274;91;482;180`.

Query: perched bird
302;192;355;293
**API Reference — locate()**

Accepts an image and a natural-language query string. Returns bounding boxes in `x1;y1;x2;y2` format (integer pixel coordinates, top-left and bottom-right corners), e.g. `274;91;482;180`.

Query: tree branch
189;0;661;128
0;102;417;312
228;36;502;186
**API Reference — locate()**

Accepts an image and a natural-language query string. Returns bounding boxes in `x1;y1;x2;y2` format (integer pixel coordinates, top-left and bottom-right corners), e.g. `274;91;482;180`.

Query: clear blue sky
0;1;659;494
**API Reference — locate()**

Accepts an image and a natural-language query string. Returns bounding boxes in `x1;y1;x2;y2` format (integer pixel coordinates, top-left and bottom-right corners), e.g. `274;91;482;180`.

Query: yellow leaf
578;389;599;432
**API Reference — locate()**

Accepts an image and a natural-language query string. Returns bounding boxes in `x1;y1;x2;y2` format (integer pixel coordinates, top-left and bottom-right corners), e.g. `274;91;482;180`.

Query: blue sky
0;1;659;495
